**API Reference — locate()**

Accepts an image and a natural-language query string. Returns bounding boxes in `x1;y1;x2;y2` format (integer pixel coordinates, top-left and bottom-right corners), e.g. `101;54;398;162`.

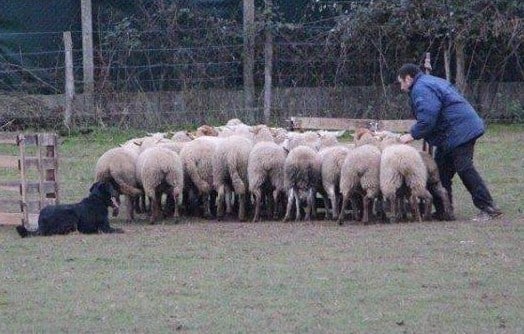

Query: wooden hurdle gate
0;133;59;227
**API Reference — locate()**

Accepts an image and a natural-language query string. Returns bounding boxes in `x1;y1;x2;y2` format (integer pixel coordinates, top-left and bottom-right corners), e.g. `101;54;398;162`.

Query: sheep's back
285;146;321;189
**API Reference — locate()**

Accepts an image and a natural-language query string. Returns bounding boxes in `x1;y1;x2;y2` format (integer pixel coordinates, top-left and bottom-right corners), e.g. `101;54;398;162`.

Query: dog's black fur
16;181;123;238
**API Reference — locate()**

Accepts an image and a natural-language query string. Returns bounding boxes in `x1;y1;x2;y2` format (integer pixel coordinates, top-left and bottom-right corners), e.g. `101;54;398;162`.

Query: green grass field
0;124;522;333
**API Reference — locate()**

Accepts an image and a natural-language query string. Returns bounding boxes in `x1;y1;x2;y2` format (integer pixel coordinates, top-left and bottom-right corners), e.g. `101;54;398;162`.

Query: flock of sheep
94;118;454;225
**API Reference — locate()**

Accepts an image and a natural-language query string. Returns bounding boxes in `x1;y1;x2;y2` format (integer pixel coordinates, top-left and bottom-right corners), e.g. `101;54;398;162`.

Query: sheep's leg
407;193;421;222
164;191;175;218
252;188;262;222
283;188;295;222
385;194;398;224
225;187;233;215
149;190;162;224
294;189;302;222
202;193;213;219
265;190;273;220
337;192;350;225
238;193;247;222
272;189;281;220
215;185;225;221
375;195;387;223
349;193;362;221
305;188;314;221
421;190;433;221
171;187;180;222
125;195;134;223
327;186;338;220
140;194;148;213
362;194;374;224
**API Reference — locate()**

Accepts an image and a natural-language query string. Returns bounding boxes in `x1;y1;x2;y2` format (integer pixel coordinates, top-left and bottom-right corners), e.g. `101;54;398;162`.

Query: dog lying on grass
16;181;123;238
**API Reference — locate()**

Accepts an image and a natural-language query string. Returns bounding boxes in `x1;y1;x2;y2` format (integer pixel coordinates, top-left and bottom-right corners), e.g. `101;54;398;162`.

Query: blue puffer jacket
409;73;485;151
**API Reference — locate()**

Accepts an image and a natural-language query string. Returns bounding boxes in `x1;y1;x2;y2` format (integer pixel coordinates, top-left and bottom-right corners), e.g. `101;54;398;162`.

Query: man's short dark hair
398;63;422;79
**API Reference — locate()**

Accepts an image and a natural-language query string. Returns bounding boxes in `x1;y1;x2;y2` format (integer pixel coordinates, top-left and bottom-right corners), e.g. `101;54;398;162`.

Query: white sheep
171;130;194;142
337;144;382;225
269;127;288;144
319;145;352;220
136;146;184;223
285;131;321;151
179;136;224;218
380;143;432;223
94;147;143;222
283;145;321;222
121;133;171;156
212;135;254;221
252;124;275;143
248;140;288;222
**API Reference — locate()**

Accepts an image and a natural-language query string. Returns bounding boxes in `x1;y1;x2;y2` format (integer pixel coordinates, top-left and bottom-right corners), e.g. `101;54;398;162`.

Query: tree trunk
81;0;94;112
243;0;255;121
63;31;74;130
444;39;451;82
263;0;273;125
455;38;467;93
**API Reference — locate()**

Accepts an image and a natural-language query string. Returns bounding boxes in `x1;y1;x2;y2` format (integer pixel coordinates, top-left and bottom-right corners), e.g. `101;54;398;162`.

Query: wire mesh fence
0;1;522;130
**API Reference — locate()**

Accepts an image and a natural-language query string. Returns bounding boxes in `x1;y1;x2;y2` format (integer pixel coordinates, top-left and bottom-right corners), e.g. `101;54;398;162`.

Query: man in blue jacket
397;63;502;221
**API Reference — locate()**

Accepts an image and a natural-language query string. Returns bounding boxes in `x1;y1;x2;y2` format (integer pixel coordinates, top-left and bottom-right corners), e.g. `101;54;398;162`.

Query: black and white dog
16;181;123;238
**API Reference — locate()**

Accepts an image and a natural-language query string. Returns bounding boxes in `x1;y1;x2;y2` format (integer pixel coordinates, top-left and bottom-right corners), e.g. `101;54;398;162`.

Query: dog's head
89;181;120;212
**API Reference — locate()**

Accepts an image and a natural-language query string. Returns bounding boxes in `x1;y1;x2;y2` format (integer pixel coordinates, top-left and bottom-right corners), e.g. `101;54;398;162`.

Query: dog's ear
90;181;105;195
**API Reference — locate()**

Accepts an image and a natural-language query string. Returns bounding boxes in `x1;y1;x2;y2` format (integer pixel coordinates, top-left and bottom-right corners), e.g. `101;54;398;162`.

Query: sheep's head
354;127;372;141
196;125;219;137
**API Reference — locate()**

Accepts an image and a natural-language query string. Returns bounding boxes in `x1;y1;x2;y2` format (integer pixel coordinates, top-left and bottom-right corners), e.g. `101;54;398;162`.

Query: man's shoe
483;206;503;218
472;207;503;222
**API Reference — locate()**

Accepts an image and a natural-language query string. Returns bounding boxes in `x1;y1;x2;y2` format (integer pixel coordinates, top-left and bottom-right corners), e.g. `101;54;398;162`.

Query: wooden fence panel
0;132;59;226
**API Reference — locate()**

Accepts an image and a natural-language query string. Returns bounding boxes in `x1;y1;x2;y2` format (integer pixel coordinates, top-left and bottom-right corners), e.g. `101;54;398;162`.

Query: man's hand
399;133;414;144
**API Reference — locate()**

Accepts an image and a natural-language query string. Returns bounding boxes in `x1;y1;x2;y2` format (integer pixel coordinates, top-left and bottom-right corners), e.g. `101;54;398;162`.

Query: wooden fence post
263;0;273;125
243;0;255;121
81;0;95;113
63;31;74;130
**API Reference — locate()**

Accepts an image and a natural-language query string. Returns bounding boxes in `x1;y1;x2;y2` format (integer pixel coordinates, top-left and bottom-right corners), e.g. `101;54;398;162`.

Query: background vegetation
0;0;522;129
